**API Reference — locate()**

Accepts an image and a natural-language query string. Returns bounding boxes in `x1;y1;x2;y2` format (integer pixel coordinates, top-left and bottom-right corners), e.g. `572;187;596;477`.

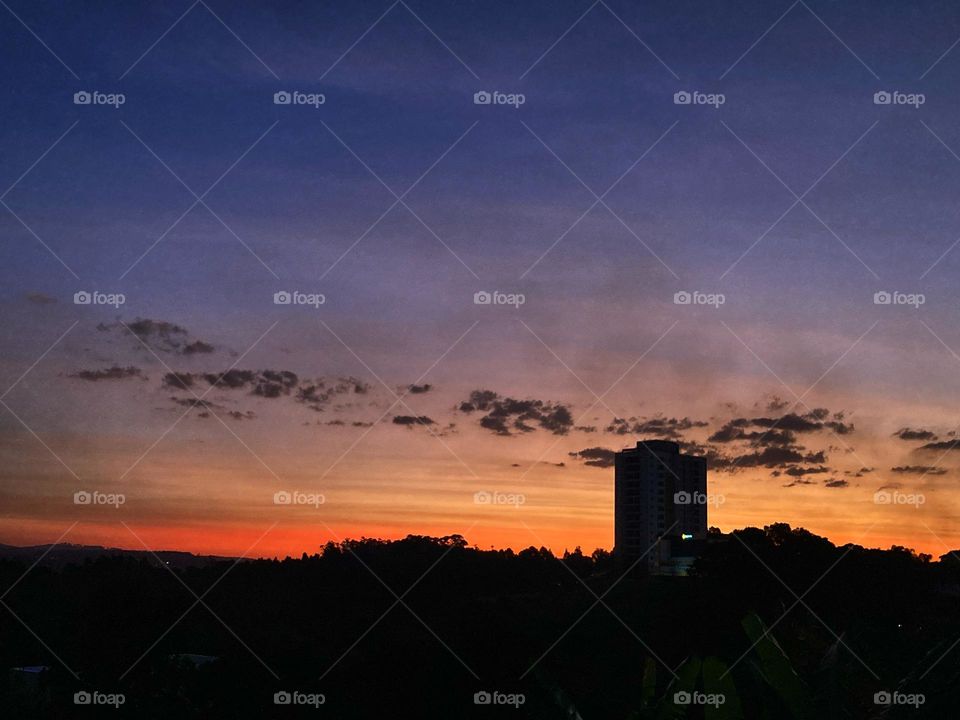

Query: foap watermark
273;90;325;108
274;290;325;308
274;691;325;707
674;90;725;108
874;490;925;508
873;290;924;308
674;490;725;507
473;90;525;108
474;690;525;708
74;490;125;508
873;90;925;109
474;290;525;308
474;490;525;508
74;290;125;308
274;490;325;508
674;691;725;708
73;90;125;108
674;290;725;308
874;690;924;708
74;691;125;708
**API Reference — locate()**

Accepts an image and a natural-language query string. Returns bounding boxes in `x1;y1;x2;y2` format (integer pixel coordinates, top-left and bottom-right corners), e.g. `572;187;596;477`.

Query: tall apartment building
613;440;707;573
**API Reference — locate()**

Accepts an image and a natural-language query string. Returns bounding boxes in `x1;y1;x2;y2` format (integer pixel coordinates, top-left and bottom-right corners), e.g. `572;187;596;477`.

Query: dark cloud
298;383;335;407
575;425;597;433
69;366;142;382
891;465;947;476
784;465;830;477
568;447;616;468
164;368;301;400
124;318;188;353
26;292;56;304
460;389;573;436
711;446;826;471
678;440;712;455
392;415;436;427
752;413;822;432
182;340;215;355
707;421;751;443
175;369;299;399
825;420;854;434
894;428;938;442
68;366;144;381
710;409;852;443
783;478;815;487
480;415;510;435
173;401;253;422
169;397;221;412
709;423;797;446
765;396;790;412
407;383;432;394
606;415;708;439
918;439;960;452
296;377;369;411
318;419;372;427
459;390;497;413
203;369;256;389
824;479;849;488
347;377;370;394
163;372;195;390
703;406;852;475
253;370;299;398
99;318;216;355
126;318;185;340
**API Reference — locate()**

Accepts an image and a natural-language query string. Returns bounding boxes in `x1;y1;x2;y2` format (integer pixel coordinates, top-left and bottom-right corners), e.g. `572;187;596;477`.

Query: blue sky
3;0;960;555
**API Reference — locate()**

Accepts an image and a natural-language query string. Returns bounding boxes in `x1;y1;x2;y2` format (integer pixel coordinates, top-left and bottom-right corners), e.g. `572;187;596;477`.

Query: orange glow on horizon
0;515;952;560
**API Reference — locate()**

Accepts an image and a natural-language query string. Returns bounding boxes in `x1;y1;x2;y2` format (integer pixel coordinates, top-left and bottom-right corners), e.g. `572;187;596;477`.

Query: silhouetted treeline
2;525;959;718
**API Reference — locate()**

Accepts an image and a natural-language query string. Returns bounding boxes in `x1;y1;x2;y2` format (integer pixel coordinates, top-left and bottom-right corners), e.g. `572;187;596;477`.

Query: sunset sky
3;0;960;558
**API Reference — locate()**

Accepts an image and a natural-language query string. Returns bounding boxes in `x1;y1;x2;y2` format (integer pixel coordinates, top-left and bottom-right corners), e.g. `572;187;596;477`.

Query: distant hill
0;542;237;569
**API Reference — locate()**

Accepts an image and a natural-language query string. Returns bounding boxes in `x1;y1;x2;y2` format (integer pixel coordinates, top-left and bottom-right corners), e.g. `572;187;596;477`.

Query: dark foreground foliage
2;523;959;718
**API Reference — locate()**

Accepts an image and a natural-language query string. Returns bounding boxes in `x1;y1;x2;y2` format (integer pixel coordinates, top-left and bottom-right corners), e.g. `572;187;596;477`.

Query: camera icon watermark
273;490;325;507
473;90;525;108
73;290;126;308
673;90;725;108
74;490;125;508
873;290;924;308
873;90;924;108
473;290;525;308
274;690;325;707
673;290;725;308
473;690;525;707
873;690;924;707
273;90;325;108
673;690;725;707
873;490;925;508
74;690;125;707
473;490;525;507
674;490;725;507
73;90;125;108
274;290;325;308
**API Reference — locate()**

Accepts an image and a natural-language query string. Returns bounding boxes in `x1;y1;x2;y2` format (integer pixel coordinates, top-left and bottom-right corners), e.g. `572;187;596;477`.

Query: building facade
614;440;707;573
